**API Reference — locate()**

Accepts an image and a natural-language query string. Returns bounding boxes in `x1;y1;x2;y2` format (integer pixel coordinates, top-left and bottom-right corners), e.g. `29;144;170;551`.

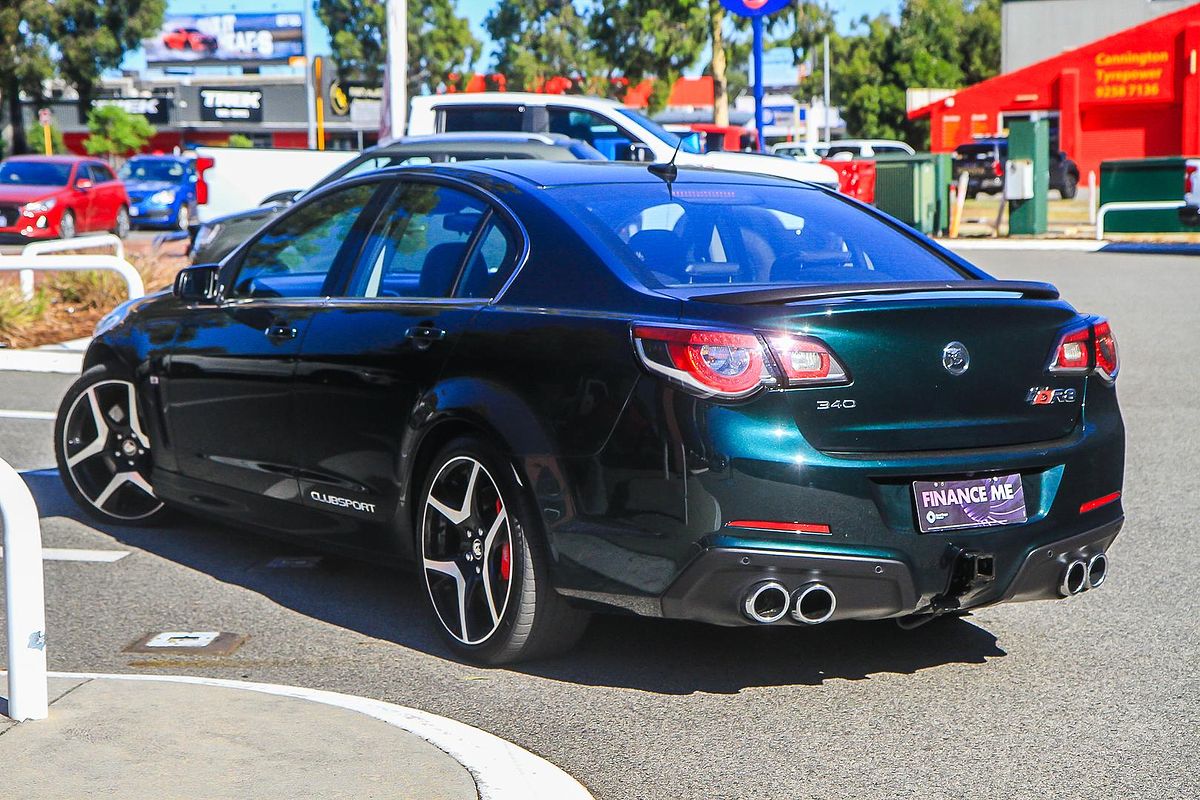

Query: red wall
911;4;1200;177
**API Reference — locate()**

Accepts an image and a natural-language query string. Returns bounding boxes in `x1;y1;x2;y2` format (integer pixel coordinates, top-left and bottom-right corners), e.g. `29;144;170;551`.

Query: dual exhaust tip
743;581;836;625
1060;552;1108;597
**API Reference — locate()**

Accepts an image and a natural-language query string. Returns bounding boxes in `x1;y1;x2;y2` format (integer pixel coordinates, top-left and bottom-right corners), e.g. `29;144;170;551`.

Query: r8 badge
1027;387;1077;405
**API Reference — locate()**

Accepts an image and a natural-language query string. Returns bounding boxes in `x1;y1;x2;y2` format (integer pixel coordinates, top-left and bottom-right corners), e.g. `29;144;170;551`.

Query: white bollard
1088;171;1098;225
0;458;48;721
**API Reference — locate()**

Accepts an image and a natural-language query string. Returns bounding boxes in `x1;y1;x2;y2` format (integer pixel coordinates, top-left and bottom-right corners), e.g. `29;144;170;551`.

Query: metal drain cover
124;631;246;655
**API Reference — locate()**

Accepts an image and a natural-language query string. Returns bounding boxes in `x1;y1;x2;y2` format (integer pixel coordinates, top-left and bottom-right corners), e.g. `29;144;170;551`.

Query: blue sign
718;0;790;18
143;13;305;66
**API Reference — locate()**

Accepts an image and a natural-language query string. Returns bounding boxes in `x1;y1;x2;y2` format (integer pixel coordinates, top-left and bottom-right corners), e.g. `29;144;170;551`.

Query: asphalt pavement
1;248;1197;799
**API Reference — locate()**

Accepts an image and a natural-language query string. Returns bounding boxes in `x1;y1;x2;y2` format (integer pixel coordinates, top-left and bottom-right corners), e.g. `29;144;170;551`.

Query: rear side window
230;182;377;299
441;106;523;133
351;183;489;298
456;219;519;298
550;182;967;288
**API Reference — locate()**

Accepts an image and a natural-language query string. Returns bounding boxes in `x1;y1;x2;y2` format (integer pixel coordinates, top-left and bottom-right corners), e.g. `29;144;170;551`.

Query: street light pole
386;0;407;140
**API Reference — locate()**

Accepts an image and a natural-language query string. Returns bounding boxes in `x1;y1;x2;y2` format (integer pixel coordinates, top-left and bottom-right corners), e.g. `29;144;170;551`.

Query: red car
161;27;218;52
0;156;131;241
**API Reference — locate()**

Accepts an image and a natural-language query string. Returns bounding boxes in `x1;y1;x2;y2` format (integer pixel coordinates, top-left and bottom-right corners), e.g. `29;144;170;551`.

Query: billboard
144;13;304;66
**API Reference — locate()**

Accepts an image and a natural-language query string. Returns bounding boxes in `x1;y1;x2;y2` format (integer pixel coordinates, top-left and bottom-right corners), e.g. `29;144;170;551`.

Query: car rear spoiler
669;280;1061;305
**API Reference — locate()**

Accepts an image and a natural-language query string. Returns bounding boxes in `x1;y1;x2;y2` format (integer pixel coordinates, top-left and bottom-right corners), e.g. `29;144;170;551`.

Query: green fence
1099;157;1188;234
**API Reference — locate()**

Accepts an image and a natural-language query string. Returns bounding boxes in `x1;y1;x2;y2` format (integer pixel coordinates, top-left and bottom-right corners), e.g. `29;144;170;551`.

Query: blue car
119;155;198;231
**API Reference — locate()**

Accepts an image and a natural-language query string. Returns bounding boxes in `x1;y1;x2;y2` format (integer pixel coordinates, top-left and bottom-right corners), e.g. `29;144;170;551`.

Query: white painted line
941;239;1105;252
0;409;56;421
40;671;595;800
0;547;130;562
0;351;84;374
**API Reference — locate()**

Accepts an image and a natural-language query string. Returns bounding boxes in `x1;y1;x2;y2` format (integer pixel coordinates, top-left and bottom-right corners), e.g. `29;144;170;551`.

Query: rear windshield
955;144;1001;158
0;161;71;186
550;182;967;288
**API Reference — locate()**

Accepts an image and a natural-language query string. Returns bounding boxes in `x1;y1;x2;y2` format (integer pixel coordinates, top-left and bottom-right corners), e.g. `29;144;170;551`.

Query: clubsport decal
310;490;377;514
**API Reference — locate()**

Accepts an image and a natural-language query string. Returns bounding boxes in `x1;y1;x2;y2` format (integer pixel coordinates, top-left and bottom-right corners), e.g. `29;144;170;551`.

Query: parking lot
0;247;1196;799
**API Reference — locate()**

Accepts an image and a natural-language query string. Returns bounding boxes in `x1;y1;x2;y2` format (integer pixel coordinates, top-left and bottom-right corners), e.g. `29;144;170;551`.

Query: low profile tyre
58;210;76;240
419;436;589;664
54;364;167;526
113;206;131;238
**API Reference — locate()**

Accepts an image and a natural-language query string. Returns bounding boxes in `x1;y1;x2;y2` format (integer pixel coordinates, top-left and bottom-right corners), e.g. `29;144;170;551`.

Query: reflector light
1079;491;1120;514
632;325;766;398
767;335;849;386
726;520;832;534
1093;319;1119;382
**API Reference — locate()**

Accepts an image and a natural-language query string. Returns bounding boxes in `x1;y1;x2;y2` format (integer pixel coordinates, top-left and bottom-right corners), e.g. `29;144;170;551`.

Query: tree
82;105;155;160
228;133;254;148
590;0;707;112
0;0;57;154
961;0;1001;85
485;0;598;91
50;0;166;115
314;0;479;94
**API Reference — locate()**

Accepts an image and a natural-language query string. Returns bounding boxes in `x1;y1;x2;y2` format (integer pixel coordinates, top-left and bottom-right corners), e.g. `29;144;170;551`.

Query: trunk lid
688;289;1086;453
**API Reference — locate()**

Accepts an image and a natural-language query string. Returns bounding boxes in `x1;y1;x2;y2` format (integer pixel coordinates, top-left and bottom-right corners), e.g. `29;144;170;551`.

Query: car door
291;178;522;544
89;163;121;230
161;179;384;526
69;164;96;230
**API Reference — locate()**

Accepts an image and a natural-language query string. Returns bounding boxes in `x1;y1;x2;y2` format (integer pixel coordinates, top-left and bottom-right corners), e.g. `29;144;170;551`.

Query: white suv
408;93;841;190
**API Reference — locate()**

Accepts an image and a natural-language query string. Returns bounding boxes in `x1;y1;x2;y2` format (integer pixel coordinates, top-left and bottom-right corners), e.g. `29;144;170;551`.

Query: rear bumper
658;517;1122;626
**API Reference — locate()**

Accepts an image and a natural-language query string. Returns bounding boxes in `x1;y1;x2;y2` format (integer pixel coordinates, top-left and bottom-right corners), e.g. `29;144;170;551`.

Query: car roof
3;155;96;164
380;132;577;150
389;159;814;191
410;92;625;111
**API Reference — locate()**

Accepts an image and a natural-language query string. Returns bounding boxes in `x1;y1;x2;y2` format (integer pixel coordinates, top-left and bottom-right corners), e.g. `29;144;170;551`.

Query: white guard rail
0;254;145;304
12;235;128;301
1;457;49;721
1095;200;1186;241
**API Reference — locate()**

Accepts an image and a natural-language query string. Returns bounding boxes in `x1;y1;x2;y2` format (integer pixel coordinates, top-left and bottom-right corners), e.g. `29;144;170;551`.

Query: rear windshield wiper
680;280;1060;305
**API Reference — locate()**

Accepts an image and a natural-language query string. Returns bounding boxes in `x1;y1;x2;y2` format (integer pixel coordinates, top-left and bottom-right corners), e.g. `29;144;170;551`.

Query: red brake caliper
496;498;511;581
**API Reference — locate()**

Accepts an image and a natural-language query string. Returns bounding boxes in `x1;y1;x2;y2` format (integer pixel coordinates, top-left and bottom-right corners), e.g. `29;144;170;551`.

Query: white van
408;93;841;190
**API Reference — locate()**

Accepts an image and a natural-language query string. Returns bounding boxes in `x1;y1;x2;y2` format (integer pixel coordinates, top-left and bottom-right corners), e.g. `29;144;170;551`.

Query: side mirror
174;264;221;303
75;179;94;191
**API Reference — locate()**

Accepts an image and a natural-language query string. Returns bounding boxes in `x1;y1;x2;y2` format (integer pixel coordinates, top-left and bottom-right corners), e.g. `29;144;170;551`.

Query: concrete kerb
33;671;595;800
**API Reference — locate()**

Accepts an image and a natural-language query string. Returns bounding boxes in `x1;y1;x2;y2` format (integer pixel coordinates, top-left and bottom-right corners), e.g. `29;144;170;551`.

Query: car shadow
22;469;1007;694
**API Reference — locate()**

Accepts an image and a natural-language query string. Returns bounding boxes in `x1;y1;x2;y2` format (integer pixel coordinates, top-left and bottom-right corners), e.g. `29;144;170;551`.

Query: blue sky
127;0;901;74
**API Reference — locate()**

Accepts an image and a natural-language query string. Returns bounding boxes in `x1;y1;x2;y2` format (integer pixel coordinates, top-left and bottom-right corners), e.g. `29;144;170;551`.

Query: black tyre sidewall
54;363;169;527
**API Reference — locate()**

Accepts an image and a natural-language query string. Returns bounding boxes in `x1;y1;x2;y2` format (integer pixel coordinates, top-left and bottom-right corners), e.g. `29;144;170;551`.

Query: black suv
189;132;602;264
952;138;1081;199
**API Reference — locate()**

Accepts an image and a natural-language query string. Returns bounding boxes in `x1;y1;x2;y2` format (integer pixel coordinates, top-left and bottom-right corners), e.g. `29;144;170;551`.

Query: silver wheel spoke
427;460;479;526
479;510;508;625
425;558;469;641
92;471;150;509
67;387;109;467
126;382;151;449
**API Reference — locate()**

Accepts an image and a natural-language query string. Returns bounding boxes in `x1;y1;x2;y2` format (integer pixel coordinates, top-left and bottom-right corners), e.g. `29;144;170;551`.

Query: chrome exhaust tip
790;582;837;625
1060;559;1088;597
1086;552;1108;590
742;581;790;624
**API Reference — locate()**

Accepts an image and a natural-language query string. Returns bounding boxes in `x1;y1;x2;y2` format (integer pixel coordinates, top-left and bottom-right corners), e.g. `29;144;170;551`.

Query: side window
441;106;523;133
94;164;117;183
230;182;377;299
548;108;634;160
352;183;488;298
457;218;519;299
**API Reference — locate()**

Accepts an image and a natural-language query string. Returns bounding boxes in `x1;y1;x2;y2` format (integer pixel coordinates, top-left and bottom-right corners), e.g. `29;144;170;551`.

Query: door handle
265;324;298;341
405;325;446;342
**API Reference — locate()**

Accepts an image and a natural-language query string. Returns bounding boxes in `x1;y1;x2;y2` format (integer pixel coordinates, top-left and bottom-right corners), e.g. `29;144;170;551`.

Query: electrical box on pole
1007;119;1049;236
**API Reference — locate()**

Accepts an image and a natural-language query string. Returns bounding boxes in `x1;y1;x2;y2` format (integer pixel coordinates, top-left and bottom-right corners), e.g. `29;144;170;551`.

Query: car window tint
551;183;967;288
230;182;376;300
95;164;117;182
456;218;519;299
441;107;523;133
548;108;634;160
351;183;488;299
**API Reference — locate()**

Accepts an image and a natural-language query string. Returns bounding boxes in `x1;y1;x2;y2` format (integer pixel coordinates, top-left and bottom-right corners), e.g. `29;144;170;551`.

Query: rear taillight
1048;318;1119;381
1186;163;1197;196
1093;318;1119;382
767;335;849;385
993;159;1004;178
632;325;849;398
194;156;215;205
633;326;768;398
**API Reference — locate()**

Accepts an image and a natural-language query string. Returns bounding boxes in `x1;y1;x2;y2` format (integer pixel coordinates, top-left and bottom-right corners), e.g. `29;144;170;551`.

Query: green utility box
873;154;940;235
1007;119;1049;236
1099;157;1189;233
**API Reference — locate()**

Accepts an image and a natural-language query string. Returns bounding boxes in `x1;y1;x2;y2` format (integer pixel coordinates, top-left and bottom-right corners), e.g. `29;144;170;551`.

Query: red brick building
909;3;1200;177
